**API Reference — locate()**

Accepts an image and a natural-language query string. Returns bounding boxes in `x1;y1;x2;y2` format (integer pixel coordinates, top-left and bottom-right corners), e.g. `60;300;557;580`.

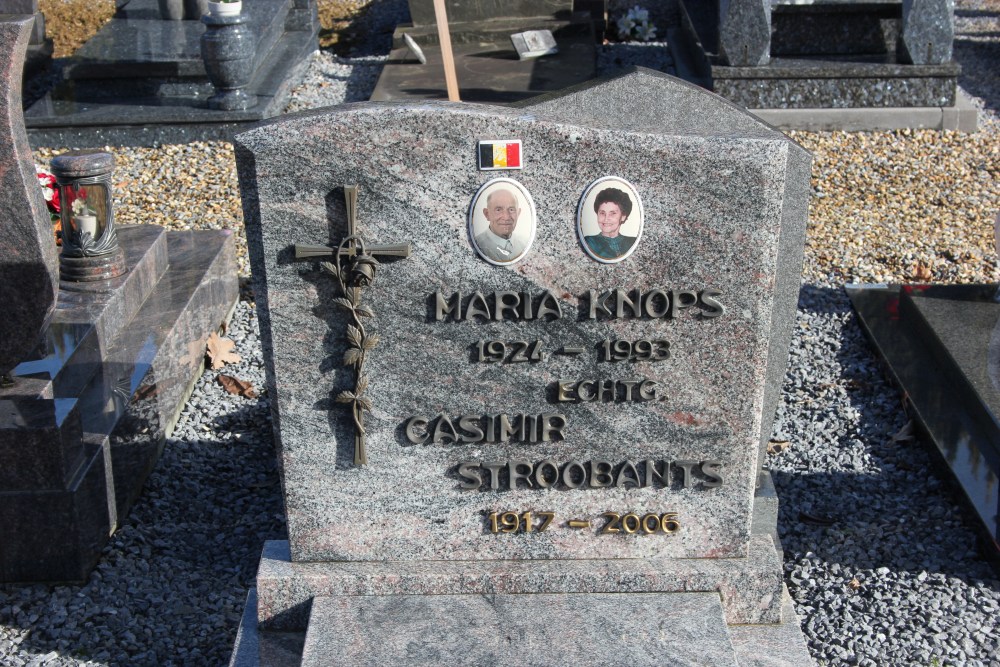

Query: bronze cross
294;185;412;466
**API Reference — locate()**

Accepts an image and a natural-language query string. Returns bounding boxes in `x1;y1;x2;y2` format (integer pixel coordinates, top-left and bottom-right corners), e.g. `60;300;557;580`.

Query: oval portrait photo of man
468;177;537;265
576;176;644;264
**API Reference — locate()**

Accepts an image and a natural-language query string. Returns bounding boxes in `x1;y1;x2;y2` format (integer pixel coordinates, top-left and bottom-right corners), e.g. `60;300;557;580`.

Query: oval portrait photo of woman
576;176;644;264
468;177;537;266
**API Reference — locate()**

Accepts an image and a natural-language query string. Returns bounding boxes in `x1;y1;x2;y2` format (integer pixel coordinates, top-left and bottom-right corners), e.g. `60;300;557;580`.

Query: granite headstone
231;69;813;665
0;16;57;378
0;15;239;583
674;0;964;122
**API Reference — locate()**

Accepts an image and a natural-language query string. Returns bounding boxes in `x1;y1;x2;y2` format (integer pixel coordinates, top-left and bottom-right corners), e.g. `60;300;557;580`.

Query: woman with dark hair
584;187;636;260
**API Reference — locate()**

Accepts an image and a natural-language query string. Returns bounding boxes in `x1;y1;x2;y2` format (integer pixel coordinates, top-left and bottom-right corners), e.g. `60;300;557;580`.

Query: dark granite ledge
847;284;1000;555
713;57;960;79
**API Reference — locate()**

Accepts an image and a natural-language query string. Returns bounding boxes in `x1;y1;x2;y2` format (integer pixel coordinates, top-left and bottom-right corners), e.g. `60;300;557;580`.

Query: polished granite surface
68;0;288;78
371;19;596;104
24;0;318;147
848;284;1000;549
0;226;237;582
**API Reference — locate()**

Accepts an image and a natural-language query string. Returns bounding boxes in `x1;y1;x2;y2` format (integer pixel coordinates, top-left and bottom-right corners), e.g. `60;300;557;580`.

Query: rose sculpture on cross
294;185;412;466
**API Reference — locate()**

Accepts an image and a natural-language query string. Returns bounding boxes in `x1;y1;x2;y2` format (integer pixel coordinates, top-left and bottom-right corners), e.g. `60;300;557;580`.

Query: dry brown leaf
847;578;862;590
913;262;933;282
133;383;160;401
206;332;241;370
892;420;916;443
767;439;790;455
217;374;257;398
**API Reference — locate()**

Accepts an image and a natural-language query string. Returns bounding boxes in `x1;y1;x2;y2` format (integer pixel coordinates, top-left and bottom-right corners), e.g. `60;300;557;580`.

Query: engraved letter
563;461;587;489
615;288;642;318
700;289;725;318
483;461;504;490
615;460;641;488
404;416;429;444
643;289;670;318
457;461;483;489
466;292;491;321
432;414;458;444
598;379;616;402
643;459;669;487
638;380;658;401
535;290;562;320
589;460;613;488
587;289;612;319
534;459;560;488
498;414;522;442
509;460;534;489
494;291;521;321
669;290;699;318
701;460;724;487
538;413;567;442
675;460;698;488
458;415;485;443
557;380;575;402
435;291;461;321
620;380;639;401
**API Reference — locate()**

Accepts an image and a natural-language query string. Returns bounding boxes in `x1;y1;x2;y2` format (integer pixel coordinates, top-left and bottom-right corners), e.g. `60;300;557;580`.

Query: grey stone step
301;592;739;667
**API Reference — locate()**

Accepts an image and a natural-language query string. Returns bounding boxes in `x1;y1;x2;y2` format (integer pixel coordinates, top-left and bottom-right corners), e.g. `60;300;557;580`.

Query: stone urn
158;0;209;20
200;11;257;111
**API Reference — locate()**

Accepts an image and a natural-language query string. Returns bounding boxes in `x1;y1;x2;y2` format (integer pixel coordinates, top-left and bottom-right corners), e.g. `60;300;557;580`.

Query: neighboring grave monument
0;0;52;78
0;16;238;582
370;0;601;103
22;0;318;147
672;0;976;131
848;283;1000;559
230;68;813;666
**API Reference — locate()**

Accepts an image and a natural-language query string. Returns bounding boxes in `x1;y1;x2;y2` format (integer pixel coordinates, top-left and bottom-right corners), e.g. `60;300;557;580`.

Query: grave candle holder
51;151;127;283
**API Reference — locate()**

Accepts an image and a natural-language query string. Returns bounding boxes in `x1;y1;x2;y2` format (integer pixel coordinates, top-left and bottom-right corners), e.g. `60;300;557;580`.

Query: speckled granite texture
728;587;815;667
899;0;954;64
253;536;784;631
521;68;810;485
719;0;771;66
236;74;806;564
713;59;959;107
301;591;739;667
0;17;59;377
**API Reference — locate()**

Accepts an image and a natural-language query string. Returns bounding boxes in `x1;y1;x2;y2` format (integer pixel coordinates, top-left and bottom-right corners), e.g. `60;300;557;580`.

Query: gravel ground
4;0;1000;665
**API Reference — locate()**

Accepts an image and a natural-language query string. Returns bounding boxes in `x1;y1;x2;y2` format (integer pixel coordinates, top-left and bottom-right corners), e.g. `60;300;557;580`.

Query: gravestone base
847;284;1000;561
370;14;598;104
22;0;318;147
0;225;238;583
231;553;811;667
231;484;812;667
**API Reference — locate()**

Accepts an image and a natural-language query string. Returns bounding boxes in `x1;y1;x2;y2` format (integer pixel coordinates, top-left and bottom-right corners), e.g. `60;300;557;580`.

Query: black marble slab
0;227;238;583
847;284;1000;555
67;0;288;80
406;0;573;26
23;0;318;147
370;17;596;104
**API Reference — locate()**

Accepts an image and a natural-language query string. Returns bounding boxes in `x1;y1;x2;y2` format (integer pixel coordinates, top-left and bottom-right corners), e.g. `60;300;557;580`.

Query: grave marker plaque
233;69;813;666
